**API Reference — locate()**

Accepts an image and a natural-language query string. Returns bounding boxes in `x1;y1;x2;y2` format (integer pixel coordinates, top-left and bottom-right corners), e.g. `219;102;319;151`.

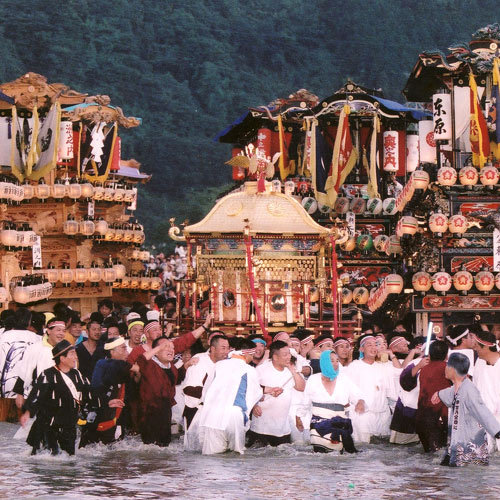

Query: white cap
146;310;160;321
126;312;141;323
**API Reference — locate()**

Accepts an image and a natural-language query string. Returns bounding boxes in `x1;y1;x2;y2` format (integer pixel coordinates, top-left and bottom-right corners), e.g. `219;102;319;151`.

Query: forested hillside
0;0;498;247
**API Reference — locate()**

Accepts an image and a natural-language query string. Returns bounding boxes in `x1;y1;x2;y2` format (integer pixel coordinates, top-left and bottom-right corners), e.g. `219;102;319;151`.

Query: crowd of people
0;301;499;468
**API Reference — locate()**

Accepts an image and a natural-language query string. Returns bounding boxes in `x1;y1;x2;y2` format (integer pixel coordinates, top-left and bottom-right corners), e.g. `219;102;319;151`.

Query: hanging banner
58;121;74;161
418;120;437;163
382;131;399;172
32;236;42;269
432;93;452;141
494;229;500;272
406;133;419;172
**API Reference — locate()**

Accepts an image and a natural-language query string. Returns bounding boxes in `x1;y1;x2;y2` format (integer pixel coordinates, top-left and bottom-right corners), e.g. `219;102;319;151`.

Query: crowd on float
0;299;499;468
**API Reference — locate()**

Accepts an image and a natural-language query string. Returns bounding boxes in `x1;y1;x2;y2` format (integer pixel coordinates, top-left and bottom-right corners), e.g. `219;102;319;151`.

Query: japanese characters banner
432;93;452;141
382;131;398;171
58;121;73;160
494;228;500;272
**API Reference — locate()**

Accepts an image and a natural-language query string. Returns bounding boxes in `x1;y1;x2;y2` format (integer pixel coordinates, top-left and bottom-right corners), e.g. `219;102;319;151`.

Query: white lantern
453;270;473;293
386;235;402;255
399;216;419;236
130;276;141;289
479;165;499;186
271;180;282;193
104;227;115;242
0;224;18;247
88;266;102;284
432;93;452;141
334;197;350;214
74;265;88;285
350;197;366;215
104;186;115;202
411;170;430;190
366;198;383;215
412;271;432;293
103;267;117;284
51;182;66;199
475;270;494;293
122;225;134;242
459;166;478;186
352;286;369;305
63;216;79;236
123;187;135;203
35;182;51;201
46;265;59;283
113;262;126;280
406;133;419;173
93;185;105;201
437;165;457;186
12;283;30;304
432;271;452;293
140;276;151;290
284;180;295;196
121;276;132;289
95;219;108;236
382;198;397;215
79;218;95;237
383;131;399;172
301;196;317;214
59;267;74;287
448;214;468;236
385;274;404;294
374;234;390;253
80;182;94;199
11;184;24;203
22;182;34;201
113;186;126;202
67;181;82;200
150;277;162;290
341;288;353;304
429;212;449;235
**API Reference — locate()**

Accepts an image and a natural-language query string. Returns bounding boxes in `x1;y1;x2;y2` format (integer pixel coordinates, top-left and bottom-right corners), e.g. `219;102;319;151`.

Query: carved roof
184;182;330;237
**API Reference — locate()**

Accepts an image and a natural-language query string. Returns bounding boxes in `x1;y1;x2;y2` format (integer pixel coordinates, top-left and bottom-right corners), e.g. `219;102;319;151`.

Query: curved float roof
184;182;330;236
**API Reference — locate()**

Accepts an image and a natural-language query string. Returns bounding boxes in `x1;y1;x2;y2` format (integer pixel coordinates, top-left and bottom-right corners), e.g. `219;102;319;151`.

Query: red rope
244;234;271;344
330;236;339;338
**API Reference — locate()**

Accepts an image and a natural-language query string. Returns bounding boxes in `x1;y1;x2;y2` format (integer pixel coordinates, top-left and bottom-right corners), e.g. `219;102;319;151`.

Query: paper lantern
341;288;353;304
0;284;8;302
432;93;452;141
341;236;356;252
80;217;95;237
113;262;126;280
418;120;436;163
411;170;430;190
284;180;295;196
74;265;88;285
35;182;51;200
140;250;150;261
0;179;11;201
67;181;82;200
11;184;24;203
122;225;134;242
453;270;473;293
318;203;331;215
63;216;79;236
479;165;499;186
301;197;317;214
133;228;145;245
339;273;350;285
352;287;369;304
120;276;132;289
437;165;457;186
385;274;404;294
103;267;117;284
21;227;37;247
399;215;419;236
366;197;383;215
475;270;494;293
59;267;74;286
459;166;478;186
80;182;94;199
104;186;115;202
51;182;66;199
383;131;399;172
382;198;397;215
406;133;419;173
0;224;17;247
113;226;125;242
357;233;373;252
130;276;141;289
429;212;448;235
150;277;162;290
271;180;282;192
412;271;432;292
140;276;151;290
88;265;102;284
131;249;141;260
432;271;452;293
12;283;30;304
374;234;390;253
104;227;115;242
95;219;108;236
46;265;59;283
350;197;366;215
113;186;127;202
123;187;136;203
93;185;105;200
386;235;402;255
22;183;34;201
334;197;350;214
448;214;468;236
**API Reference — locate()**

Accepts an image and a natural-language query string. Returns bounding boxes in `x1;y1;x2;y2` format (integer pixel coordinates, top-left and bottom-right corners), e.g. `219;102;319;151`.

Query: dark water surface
0;422;498;499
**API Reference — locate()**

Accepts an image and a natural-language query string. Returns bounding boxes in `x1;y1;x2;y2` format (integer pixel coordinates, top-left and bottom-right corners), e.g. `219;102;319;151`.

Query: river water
1;422;498;499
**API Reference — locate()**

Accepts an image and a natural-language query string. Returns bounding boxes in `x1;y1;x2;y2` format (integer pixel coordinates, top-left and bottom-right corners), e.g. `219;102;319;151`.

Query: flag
469;71;490;168
310;119;333;206
11;107;38;181
366;114;380;198
28;103;61;181
277;114;291;180
488;58;500;161
325;104;358;206
81;122;118;182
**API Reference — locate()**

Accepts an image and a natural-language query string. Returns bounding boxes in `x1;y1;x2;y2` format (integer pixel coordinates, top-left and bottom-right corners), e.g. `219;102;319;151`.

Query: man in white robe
198;340;263;455
472;329;500;452
346;334;393;443
183;333;230;450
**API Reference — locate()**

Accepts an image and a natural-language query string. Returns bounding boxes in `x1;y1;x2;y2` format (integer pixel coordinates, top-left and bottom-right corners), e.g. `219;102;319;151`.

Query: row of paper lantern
340;233;402;255
1;180;137;203
34;262;126;286
112;275;162;291
63;217;145;244
10;276;53;304
0;223;38;248
437;164;499;187
412;269;500;294
366;274;405;311
393;212;470;238
394;170;430;213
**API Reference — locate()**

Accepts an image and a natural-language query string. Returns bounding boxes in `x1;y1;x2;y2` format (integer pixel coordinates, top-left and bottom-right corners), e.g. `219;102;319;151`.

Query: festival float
0;73;155;316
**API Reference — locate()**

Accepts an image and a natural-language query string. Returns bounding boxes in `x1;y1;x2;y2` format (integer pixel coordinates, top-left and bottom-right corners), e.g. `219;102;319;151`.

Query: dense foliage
0;1;498;247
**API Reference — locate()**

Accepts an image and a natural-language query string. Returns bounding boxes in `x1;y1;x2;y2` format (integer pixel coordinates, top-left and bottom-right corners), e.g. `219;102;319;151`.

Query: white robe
289;348;309;443
0;329;41;398
474;357;500;452
345;359;392;442
199;357;262;454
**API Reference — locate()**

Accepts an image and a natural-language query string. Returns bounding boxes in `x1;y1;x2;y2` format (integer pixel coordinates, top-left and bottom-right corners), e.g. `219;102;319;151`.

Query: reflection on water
1;422;499;499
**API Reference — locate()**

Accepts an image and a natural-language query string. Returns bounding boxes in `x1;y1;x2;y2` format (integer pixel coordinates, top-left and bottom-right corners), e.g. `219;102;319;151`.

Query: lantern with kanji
341;288;353;304
352;286;369;304
374;234;390;253
366;197;383;215
334;197;350;214
382;198;397;215
383;131;399;172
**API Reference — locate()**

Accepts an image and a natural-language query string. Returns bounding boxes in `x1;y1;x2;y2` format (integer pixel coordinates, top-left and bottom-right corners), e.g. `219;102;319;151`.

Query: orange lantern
453;269;473;294
412;271;432;293
475;269;494;294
